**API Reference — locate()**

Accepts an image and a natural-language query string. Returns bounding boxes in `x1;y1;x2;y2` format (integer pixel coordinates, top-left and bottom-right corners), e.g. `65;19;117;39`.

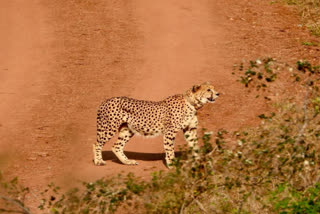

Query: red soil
0;0;318;212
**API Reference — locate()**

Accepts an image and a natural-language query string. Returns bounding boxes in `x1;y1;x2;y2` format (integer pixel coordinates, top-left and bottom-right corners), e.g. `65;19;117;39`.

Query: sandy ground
0;0;318;212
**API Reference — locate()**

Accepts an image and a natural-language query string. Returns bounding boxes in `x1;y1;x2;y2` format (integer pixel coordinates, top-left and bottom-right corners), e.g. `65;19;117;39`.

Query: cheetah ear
192;84;201;93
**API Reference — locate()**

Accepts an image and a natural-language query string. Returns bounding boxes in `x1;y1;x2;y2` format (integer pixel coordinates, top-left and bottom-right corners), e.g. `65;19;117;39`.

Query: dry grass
283;0;320;35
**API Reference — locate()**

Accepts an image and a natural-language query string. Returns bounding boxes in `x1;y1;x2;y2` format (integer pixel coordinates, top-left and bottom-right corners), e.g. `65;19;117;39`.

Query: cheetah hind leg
93;144;106;166
93;125;117;166
112;124;137;165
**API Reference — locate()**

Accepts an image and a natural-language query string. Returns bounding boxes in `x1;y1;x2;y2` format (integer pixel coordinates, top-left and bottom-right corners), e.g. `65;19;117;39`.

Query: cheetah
93;82;219;168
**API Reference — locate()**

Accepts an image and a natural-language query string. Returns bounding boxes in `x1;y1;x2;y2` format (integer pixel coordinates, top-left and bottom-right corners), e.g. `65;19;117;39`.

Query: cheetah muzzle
93;82;219;168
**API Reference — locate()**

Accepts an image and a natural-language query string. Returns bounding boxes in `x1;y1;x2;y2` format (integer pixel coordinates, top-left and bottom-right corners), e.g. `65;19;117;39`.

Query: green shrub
270;183;320;214
38;174;146;214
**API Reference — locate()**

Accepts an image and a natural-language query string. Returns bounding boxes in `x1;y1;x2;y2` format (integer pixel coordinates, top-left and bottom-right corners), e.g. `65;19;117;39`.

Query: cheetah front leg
111;124;137;165
183;116;200;156
163;131;177;168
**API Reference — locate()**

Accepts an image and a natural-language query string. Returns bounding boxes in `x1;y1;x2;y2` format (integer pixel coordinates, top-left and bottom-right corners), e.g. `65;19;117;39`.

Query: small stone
33;152;49;157
204;131;213;135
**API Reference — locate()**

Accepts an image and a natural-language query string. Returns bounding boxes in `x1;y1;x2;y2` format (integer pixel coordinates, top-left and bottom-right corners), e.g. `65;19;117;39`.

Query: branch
179;201;186;214
0;195;33;214
0;208;26;213
195;199;208;214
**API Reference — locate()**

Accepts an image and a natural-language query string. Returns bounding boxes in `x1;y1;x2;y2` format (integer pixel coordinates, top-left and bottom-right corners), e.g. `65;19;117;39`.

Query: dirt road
1;0;318;211
0;0;53;169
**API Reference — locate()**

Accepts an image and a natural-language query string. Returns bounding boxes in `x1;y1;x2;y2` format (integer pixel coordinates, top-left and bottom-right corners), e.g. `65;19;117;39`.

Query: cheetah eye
207;89;211;92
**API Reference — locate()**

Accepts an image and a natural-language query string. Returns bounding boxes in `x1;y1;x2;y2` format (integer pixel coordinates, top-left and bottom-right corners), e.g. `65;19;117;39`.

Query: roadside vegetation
282;0;320;36
0;173;31;214
1;58;319;213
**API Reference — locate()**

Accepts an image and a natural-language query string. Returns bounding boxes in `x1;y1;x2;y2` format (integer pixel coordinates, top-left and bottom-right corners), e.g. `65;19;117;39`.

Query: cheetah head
185;82;220;108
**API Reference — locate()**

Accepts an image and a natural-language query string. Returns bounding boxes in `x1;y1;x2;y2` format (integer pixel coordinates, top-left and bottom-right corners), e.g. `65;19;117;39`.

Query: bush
38;174;147;214
269;183;320;214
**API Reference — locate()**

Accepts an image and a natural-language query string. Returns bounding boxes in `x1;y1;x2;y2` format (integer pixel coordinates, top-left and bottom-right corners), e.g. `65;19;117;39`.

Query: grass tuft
283;0;320;35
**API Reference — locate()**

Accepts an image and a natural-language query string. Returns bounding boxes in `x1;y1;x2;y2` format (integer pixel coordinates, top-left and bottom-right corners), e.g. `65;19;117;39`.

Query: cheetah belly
127;122;163;137
124;113;164;137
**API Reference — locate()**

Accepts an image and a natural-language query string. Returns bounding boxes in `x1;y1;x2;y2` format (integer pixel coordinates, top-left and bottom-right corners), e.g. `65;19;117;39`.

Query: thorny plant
0;172;32;214
233;58;278;89
233;58;319;101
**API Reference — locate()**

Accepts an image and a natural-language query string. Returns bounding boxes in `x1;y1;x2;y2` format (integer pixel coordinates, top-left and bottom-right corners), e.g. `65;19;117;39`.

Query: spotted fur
93;82;219;168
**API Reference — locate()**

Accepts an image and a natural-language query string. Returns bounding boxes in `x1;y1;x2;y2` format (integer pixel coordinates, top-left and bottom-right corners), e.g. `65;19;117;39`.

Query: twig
207;146;218;156
296;88;310;143
237;197;245;214
179;201;186;214
0;195;33;214
0;208;26;213
195;199;207;214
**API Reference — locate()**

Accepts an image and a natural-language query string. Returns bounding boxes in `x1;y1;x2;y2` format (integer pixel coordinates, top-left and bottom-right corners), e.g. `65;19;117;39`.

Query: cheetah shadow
102;151;183;164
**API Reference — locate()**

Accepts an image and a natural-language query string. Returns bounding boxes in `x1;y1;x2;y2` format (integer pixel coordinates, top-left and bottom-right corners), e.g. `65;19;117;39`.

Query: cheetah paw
123;159;138;165
166;163;174;169
93;159;106;166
